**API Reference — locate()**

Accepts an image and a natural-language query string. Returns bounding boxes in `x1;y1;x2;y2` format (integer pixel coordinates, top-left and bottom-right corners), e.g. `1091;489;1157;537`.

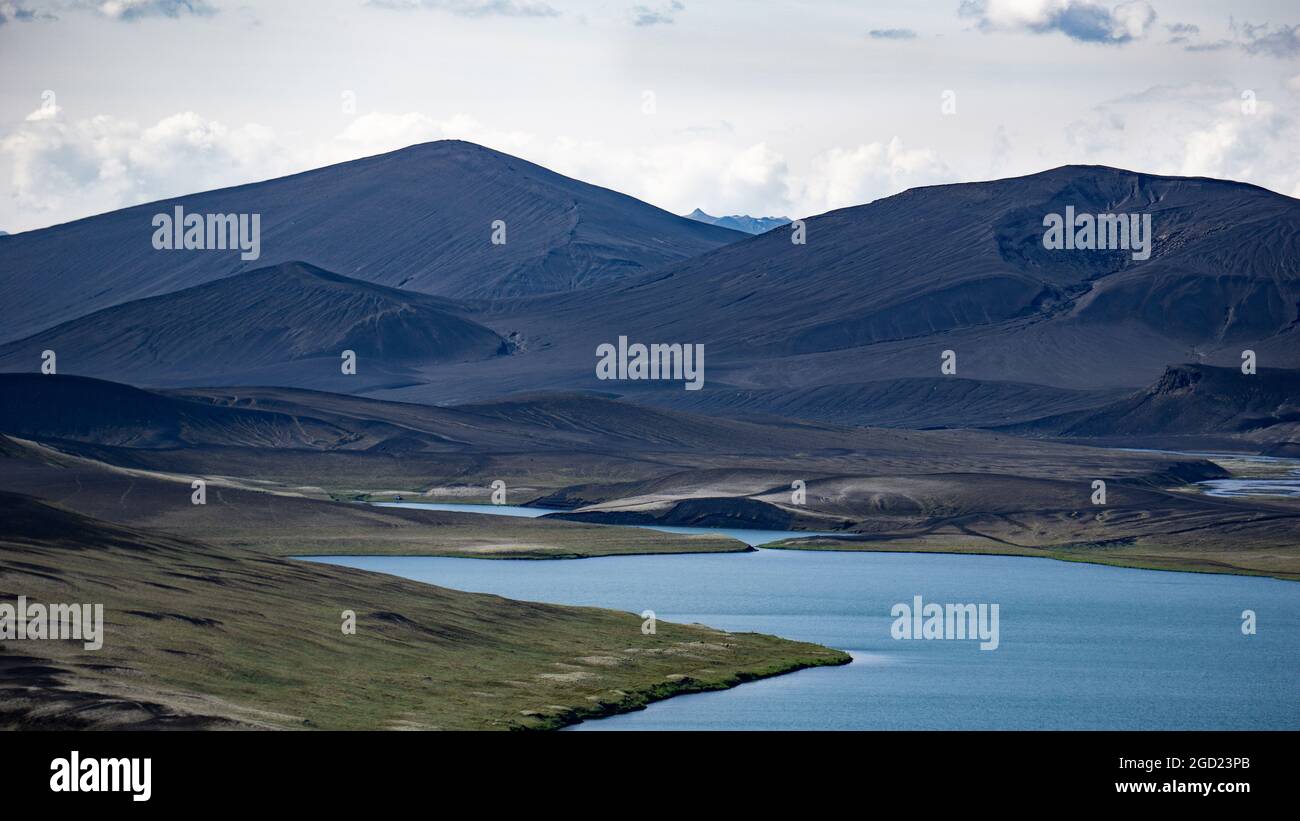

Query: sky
1;0;1299;233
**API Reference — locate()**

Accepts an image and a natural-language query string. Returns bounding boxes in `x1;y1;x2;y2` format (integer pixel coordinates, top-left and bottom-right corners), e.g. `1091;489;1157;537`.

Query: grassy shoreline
0;491;848;731
531;651;851;731
763;537;1300;582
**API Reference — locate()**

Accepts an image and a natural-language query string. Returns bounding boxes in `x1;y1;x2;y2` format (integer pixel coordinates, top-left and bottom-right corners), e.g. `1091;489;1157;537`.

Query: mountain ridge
435;162;1300;399
0;260;507;388
0;140;743;343
7;159;1297;421
1005;363;1300;441
685;208;791;234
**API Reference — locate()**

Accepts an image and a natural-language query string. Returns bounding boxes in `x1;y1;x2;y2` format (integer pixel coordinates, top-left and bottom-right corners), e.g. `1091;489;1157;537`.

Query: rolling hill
0;261;507;389
1007;363;1300;443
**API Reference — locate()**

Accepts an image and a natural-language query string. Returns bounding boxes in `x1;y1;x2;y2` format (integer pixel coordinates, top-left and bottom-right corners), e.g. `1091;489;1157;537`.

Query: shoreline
349;497;1300;580
762;538;1300;582
528;651;852;731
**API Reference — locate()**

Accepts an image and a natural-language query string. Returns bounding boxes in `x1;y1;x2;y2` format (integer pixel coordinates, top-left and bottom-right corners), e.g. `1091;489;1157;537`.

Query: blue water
374;502;551;517
1199;472;1300;498
372;501;837;546
1114;450;1300;498
305;548;1299;730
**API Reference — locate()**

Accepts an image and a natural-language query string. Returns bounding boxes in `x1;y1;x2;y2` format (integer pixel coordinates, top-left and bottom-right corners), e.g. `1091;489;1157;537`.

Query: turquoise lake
308;504;1299;730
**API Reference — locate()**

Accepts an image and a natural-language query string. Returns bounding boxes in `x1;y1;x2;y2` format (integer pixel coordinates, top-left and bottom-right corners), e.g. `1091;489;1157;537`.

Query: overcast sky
1;0;1299;233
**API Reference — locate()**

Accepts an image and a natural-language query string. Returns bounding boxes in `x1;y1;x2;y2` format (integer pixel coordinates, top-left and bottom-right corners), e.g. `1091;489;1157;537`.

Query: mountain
685;208;791;234
379;164;1300;410
1007;364;1300;441
0;261;507;389
0;140;743;342
8;163;1298;423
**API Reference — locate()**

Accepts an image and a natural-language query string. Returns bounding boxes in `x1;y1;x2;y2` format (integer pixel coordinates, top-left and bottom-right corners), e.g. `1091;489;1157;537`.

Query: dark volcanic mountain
1008;364;1300;441
380;165;1300;410
0;261;506;389
589;167;1300;384
7;162;1297;427
0;140;742;342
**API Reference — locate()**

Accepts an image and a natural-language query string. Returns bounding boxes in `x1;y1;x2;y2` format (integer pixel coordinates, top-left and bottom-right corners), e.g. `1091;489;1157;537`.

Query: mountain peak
0;141;744;343
684;209;792;235
899;163;1294;205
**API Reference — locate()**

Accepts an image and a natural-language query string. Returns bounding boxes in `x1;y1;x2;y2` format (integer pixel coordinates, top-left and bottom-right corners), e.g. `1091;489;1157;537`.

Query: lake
1115;449;1300;498
372;500;838;546
307;505;1299;730
1199;473;1300;498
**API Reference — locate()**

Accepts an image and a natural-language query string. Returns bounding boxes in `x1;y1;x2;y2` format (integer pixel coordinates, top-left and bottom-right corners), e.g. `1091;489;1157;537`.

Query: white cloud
24;103;61;121
531;136;793;218
324;111;442;159
0;109;287;227
366;0;560;18
1;0;216;23
9;87;1295;237
0;108;556;230
631;1;683;27
1233;20;1300;58
538;136;954;219
0;104;961;230
793;138;952;214
959;0;1157;44
88;0;217;20
1065;83;1300;198
315;111;535;167
868;28;918;40
0;1;51;23
641;140;789;214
